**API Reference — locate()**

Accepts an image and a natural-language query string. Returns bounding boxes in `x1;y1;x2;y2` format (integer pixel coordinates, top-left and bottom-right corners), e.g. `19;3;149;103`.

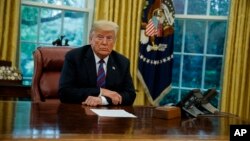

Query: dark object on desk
196;89;219;114
31;46;73;102
153;106;181;119
176;88;219;118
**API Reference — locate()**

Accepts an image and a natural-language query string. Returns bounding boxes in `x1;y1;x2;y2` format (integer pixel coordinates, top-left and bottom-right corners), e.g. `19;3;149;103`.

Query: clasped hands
82;88;122;106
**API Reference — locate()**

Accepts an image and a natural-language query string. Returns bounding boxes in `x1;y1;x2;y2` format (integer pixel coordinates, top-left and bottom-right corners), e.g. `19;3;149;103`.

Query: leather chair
31;46;73;103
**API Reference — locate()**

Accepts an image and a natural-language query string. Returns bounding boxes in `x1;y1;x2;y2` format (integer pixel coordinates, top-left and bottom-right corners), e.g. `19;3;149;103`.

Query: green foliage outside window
20;0;91;85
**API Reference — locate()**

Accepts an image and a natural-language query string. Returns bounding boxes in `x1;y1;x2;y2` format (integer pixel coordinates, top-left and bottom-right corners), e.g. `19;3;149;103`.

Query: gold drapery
0;101;15;134
221;0;250;121
0;0;20;67
94;0;145;105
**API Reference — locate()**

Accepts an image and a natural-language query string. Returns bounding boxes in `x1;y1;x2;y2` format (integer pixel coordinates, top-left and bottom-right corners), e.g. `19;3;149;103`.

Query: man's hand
101;88;122;105
82;96;102;106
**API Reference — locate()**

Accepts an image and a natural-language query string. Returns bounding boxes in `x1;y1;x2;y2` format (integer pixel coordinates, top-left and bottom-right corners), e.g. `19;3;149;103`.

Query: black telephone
176;89;219;117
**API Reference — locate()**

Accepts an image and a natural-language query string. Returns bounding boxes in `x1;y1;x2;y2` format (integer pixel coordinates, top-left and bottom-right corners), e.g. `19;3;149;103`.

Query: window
160;0;230;107
19;0;94;85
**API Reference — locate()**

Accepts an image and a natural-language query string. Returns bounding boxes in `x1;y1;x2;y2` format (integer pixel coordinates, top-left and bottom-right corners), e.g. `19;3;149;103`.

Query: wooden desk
0;84;31;98
0;101;248;141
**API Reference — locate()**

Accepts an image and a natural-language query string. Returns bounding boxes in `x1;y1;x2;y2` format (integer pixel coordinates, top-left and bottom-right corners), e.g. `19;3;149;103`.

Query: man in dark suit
59;20;136;106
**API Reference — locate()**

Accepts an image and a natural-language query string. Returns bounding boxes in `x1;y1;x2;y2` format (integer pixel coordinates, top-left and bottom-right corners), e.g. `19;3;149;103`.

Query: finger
118;95;122;104
88;98;99;106
116;95;122;104
84;97;93;106
112;100;118;105
113;101;118;105
86;101;94;106
82;99;89;105
84;96;91;102
90;101;98;106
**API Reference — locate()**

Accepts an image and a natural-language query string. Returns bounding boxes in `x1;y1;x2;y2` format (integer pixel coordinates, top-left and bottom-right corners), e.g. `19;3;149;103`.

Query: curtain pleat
94;0;145;105
0;101;15;134
0;0;20;66
221;0;250;122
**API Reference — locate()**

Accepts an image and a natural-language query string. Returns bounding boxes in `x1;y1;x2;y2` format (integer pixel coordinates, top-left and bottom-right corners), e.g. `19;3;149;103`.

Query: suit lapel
106;55;118;87
84;47;97;85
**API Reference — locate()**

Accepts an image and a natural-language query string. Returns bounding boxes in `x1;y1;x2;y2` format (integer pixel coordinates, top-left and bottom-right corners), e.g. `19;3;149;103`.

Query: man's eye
106;36;113;40
97;36;104;39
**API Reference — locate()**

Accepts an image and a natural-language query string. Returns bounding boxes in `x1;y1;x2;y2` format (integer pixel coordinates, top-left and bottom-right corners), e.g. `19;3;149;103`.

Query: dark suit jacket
59;45;136;105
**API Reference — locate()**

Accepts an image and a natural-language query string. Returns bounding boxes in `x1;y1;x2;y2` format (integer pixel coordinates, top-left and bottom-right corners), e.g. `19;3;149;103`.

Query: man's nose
102;37;108;44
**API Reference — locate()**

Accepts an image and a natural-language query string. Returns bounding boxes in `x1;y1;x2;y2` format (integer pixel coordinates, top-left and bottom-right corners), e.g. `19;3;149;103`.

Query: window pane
184;20;205;53
20;43;36;78
38;43;56;47
63;11;87;46
173;0;185;14
45;0;62;5
174;19;183;52
204;57;222;89
23;0;88;8
24;0;62;5
180;89;190;99
207;21;227;55
210;0;230;16
209;92;219;108
182;55;203;88
172;54;181;86
63;0;87;8
20;6;39;42
22;0;41;2
48;0;62;5
39;8;62;44
160;89;179;105
187;0;207;15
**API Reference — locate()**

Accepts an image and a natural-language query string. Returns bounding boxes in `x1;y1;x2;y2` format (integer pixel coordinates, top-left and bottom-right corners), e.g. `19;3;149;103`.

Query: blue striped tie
97;59;106;88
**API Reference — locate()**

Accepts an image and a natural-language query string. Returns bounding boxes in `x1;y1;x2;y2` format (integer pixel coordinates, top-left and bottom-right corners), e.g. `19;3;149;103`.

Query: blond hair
89;20;119;37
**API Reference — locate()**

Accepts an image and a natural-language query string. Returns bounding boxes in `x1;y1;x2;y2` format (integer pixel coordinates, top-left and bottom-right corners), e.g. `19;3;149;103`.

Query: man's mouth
99;48;108;51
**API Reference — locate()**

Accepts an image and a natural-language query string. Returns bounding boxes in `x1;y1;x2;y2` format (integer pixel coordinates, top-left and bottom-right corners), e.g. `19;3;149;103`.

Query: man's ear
89;36;92;44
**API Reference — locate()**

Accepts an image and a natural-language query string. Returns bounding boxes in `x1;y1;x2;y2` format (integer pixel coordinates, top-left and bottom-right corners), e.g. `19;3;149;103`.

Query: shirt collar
93;52;109;64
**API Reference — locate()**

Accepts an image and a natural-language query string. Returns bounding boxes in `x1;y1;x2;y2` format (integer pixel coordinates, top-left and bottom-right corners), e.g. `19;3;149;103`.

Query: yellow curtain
0;0;20;67
221;0;250;122
0;102;15;133
94;0;145;105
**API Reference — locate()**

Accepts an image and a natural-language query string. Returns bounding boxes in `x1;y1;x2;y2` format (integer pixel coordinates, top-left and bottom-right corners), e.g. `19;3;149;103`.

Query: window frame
19;0;95;84
163;0;230;107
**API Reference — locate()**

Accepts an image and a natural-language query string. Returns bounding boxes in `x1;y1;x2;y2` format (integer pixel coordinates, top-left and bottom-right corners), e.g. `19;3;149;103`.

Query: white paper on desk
90;109;137;118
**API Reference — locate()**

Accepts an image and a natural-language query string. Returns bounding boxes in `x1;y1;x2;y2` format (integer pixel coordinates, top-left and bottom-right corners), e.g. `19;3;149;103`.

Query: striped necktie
97;59;106;88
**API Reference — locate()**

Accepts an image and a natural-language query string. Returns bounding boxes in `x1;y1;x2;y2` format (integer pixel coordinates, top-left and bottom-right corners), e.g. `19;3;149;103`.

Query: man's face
90;29;116;59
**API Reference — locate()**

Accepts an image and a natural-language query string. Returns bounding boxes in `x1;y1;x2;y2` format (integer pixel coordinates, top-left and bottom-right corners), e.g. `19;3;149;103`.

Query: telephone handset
196;89;219;114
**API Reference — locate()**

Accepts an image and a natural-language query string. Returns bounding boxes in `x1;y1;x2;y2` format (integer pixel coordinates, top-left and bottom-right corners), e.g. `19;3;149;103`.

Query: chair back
31;46;73;102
